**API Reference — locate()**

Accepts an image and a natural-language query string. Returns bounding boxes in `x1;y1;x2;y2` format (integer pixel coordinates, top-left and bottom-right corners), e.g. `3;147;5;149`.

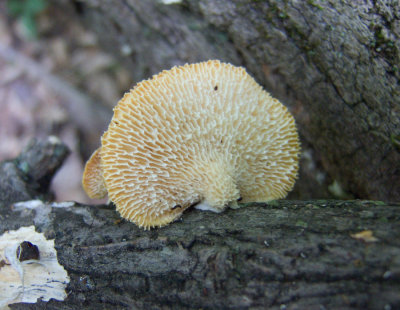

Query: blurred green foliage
7;0;48;39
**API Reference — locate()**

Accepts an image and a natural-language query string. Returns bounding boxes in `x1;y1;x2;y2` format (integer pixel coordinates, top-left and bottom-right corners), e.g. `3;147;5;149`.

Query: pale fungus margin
82;60;300;229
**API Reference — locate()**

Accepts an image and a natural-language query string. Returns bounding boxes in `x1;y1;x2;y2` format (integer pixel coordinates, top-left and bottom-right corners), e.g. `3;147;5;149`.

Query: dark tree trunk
4;199;400;310
59;0;400;201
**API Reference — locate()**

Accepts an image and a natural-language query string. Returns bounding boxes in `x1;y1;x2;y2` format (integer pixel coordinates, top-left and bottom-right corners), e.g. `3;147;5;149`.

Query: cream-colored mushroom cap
82;60;300;229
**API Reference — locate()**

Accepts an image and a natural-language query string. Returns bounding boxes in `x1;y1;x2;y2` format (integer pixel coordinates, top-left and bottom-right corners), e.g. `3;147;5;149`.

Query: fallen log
1;138;399;309
2;198;399;309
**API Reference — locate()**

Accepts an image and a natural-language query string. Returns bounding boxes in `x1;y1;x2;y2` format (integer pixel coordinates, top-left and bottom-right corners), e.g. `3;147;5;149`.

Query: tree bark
0;137;69;206
1;137;399;309
62;0;400;201
3;199;400;310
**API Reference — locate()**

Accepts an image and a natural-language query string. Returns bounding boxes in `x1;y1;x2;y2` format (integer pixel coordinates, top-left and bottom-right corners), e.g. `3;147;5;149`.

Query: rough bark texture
3;200;400;310
0;137;69;206
1;138;399;309
61;0;400;201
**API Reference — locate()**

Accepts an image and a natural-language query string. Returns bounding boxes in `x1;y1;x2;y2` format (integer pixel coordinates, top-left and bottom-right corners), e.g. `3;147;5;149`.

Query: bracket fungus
82;60;300;229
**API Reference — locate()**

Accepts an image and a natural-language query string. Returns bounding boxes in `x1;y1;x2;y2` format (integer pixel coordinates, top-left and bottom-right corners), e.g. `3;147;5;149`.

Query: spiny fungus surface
82;60;300;228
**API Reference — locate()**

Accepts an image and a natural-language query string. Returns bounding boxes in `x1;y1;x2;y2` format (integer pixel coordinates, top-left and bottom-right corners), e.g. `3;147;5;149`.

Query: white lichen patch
0;226;69;308
47;135;62;145
159;0;182;4
194;201;224;213
13;200;53;228
13;200;104;227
